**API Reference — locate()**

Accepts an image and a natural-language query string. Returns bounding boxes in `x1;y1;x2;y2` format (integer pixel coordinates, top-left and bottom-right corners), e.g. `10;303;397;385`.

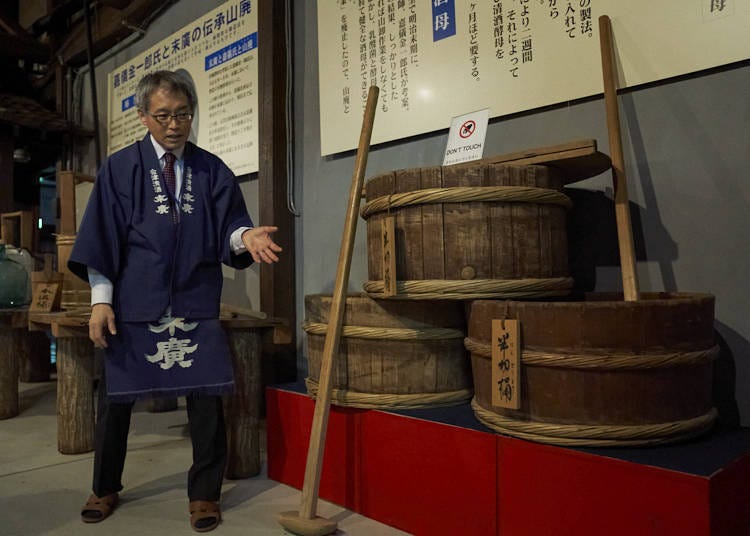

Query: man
68;70;281;532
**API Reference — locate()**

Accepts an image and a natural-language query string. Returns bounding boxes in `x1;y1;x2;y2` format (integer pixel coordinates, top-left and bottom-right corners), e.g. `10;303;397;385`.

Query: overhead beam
0;12;29;36
53;0;165;67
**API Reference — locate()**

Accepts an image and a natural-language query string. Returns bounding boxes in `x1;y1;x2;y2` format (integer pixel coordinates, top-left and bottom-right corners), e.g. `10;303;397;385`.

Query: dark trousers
92;387;227;502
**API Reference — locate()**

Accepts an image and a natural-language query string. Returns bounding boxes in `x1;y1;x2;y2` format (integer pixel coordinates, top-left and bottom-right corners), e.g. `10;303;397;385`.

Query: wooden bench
28;310;284;478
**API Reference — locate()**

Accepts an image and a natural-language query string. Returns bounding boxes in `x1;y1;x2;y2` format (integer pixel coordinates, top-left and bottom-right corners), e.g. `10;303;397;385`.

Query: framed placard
491;318;521;409
318;0;750;155
107;0;259;175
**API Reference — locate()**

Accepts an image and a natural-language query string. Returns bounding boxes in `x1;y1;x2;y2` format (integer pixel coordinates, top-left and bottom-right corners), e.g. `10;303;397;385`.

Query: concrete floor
0;379;409;536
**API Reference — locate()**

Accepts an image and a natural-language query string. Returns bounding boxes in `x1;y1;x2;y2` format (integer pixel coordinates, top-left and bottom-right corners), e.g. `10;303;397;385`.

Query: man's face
138;86;193;151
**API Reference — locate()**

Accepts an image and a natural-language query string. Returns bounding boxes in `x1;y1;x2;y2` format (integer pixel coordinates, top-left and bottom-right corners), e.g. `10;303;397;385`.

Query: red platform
266;384;750;536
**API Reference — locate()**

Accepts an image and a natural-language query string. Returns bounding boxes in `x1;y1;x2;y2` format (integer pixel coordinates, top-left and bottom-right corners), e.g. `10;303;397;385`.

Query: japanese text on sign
318;0;750;156
108;0;259;175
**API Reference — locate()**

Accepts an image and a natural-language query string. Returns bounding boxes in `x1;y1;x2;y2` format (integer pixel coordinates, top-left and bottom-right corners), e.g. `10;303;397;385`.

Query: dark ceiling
0;0;173;210
0;0;171;133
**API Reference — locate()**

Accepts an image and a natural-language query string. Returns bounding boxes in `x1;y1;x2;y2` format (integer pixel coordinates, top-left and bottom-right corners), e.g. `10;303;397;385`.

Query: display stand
267;383;750;536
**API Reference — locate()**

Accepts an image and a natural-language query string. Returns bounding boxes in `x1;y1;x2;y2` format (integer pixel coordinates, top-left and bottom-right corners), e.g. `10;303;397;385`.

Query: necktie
163;152;176;197
163;152;178;223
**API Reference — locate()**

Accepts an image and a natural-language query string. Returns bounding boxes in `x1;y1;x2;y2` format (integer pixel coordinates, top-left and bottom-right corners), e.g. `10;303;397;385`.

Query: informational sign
107;0;258;175
442;108;489;165
318;0;750;156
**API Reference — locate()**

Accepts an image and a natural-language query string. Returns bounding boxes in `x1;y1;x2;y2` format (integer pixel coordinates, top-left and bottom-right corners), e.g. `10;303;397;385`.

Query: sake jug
0;243;30;307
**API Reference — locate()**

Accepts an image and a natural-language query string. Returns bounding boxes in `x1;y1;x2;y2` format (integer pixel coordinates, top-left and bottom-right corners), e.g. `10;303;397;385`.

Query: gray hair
135;70;197;113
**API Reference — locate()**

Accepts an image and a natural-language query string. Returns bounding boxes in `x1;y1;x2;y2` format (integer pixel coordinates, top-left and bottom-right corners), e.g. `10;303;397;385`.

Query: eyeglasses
149;112;193;125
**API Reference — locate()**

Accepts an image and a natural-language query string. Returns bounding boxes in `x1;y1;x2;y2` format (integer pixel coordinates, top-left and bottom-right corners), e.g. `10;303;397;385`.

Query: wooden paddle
599;15;640;301
277;85;380;536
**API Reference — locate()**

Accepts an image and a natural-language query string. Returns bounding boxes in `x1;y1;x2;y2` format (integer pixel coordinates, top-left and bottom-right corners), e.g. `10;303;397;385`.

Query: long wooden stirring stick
277;86;379;536
599;15;640;301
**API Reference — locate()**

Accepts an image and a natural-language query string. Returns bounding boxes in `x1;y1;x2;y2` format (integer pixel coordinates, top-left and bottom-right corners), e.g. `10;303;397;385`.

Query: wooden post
258;0;297;385
57;170;77;236
599;15;640;301
0;324;21;419
0;132;13;214
56;335;95;454
19;331;51;383
223;329;262;479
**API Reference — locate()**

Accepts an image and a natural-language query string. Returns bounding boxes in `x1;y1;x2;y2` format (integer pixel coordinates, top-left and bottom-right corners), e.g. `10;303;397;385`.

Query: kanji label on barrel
491;318;521;409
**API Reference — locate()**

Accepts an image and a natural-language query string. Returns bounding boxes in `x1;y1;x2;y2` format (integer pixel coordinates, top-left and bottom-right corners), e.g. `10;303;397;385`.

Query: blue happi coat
68;135;254;401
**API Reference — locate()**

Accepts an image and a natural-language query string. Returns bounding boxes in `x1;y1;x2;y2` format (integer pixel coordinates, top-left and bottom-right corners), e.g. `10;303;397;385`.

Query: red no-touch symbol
459;120;476;139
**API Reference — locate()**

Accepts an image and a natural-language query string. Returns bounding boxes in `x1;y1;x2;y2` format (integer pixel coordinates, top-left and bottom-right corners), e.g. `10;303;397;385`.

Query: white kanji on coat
146;337;198;370
146;315;199;370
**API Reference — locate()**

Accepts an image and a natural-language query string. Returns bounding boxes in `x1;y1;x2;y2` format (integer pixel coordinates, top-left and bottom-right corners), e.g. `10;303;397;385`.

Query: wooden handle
299;86;379;520
43;253;54;280
599;15;640;301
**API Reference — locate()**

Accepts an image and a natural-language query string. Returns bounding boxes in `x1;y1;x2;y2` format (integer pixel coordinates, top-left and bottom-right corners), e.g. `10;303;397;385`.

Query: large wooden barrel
466;293;717;447
304;294;471;409
361;163;572;300
56;234;91;310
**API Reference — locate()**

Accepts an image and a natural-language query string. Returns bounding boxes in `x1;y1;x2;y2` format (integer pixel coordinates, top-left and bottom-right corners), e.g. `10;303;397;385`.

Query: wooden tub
304;294;471;409
465;293;718;446
361;163;572;300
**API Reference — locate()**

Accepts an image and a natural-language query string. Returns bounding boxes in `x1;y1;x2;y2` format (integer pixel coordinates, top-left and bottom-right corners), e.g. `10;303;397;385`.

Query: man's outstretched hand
241;226;283;264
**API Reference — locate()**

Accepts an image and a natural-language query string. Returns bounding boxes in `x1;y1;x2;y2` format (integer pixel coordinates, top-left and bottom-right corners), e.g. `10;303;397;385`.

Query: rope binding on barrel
361;185;572;219
303;321;464;340
364;277;574;300
463;337;719;370
471;398;717;447
305;377;473;409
